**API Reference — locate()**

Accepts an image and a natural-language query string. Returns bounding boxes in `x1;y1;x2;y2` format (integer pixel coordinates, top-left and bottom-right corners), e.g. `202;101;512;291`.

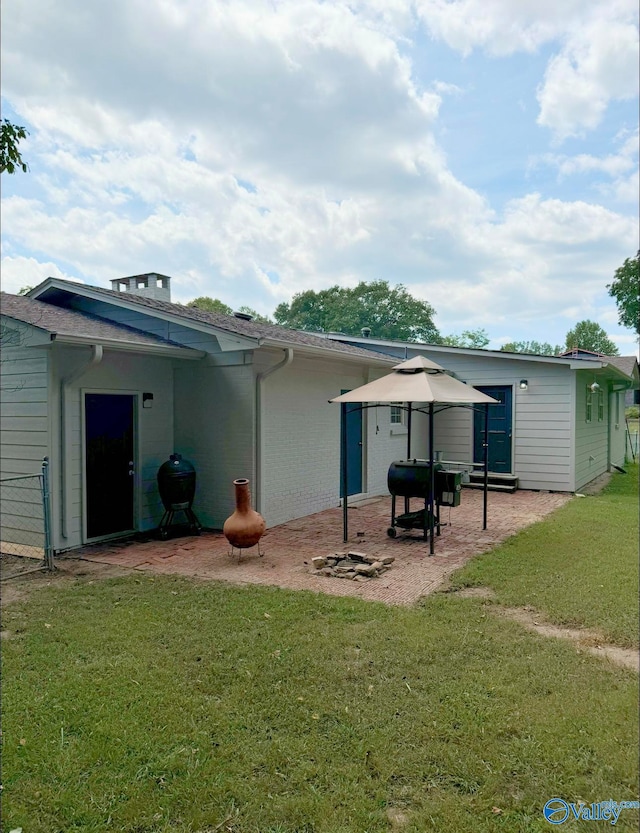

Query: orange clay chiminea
223;478;266;550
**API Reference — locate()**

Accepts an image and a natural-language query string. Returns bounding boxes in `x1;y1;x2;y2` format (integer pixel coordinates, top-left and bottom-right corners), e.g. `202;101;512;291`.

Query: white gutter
254;348;294;514
60;345;103;539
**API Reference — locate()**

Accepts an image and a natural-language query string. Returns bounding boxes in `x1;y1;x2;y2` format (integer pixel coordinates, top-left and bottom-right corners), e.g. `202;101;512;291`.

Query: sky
1;0;638;353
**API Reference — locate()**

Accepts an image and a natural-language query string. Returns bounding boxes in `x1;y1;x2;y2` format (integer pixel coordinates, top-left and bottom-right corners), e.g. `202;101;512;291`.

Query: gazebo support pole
405;403;412;514
428;401;435;555
341;402;349;543
483;403;489;530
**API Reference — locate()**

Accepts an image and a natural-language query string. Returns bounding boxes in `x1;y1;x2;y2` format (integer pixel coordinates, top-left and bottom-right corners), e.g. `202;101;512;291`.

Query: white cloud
536;16;639;140
413;0;639;141
533;128;639;202
0;0;637;346
0;255;82;294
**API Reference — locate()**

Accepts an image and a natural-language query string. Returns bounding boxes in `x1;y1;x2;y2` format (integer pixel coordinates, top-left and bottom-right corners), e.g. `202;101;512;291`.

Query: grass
449;463;639;648
1;468;638;833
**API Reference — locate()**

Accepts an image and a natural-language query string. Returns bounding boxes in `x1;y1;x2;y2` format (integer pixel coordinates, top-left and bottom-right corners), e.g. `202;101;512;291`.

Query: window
585;386;592;423
597;389;604;422
390;402;405;425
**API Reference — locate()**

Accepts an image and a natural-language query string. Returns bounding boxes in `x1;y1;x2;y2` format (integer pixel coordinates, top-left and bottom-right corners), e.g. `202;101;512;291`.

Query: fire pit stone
311;551;395;581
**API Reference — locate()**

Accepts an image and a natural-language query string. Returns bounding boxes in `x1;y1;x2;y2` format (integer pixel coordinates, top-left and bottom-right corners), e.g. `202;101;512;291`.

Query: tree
186;297;272;323
1;119;29;174
564;320;619;356
187;296;233;314
18;285;34;296
440;328;490;349
274;280;440;342
500;340;562;356
237;305;273;324
607;251;639;335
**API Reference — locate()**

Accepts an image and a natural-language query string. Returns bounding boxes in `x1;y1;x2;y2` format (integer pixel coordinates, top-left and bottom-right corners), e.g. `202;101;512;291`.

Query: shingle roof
1;292;192;349
30;278;395;362
604;355;639;382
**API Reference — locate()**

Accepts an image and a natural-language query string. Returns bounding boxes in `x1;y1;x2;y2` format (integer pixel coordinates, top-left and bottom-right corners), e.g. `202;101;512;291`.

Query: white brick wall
259;354;408;527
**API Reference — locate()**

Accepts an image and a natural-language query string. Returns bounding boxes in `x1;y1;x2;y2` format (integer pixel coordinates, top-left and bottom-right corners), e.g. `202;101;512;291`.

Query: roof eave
259;337;396;365
51;333;205;359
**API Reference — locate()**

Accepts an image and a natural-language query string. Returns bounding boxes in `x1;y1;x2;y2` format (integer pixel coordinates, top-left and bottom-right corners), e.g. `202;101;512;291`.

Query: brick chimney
111;273;171;302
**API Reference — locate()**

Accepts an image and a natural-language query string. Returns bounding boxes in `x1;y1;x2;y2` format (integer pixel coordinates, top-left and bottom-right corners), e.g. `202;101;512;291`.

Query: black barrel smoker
157;453;202;539
387;460;462;539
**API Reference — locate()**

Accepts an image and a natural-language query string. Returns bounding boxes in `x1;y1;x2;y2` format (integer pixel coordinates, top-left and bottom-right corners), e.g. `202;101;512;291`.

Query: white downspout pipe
60;345;103;539
255;348;293;514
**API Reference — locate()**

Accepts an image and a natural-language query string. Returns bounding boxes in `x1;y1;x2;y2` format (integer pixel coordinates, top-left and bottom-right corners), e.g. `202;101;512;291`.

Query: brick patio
73;489;571;606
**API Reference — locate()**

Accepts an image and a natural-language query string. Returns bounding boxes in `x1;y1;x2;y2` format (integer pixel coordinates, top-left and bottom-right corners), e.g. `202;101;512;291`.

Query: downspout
59;345;103;539
254;348;294;515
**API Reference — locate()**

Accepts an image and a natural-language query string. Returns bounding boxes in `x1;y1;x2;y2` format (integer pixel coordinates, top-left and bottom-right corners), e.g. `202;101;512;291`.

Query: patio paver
74;489;571;606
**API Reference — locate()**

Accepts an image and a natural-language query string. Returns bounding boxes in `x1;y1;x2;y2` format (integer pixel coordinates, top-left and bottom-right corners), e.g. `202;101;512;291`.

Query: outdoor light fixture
519;380;528;390
143;392;154;408
590;381;600;393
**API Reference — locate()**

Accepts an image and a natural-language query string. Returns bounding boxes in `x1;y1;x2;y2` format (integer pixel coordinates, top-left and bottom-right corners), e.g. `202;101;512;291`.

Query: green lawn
448;463;639;648
1;468;638;833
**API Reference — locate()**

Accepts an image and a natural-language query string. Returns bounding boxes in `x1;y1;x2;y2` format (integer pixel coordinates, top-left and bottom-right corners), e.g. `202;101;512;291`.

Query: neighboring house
318;334;636;493
1;275;408;554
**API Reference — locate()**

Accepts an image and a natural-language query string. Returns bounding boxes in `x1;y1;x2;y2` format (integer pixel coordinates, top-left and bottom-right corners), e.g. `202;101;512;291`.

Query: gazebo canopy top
331;356;498;405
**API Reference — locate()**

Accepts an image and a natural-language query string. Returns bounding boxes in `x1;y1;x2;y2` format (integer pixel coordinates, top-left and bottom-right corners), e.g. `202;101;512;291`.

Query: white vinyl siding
574;371;609;490
432;356;573;491
52;346;175;549
0;325;51;548
341;345;576;491
0;328;50;479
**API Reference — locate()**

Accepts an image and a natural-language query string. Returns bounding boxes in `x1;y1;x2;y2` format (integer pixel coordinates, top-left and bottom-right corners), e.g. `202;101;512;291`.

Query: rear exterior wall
50;346;176;550
173;354;255;529
258;354;407;527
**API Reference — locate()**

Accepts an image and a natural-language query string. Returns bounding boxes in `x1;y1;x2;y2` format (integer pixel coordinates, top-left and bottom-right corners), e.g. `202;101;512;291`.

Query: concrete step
465;472;519;493
463;481;518;494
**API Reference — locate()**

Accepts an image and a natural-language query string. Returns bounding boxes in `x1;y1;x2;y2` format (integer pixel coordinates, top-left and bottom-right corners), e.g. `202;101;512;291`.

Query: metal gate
0;457;54;576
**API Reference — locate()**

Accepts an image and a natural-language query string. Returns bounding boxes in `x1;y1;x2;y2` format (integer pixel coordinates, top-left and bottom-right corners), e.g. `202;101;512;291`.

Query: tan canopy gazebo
331;356;498;554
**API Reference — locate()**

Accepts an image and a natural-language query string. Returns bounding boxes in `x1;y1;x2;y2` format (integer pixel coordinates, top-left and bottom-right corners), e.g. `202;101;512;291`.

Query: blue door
340;398;363;496
85;393;135;538
473;386;513;473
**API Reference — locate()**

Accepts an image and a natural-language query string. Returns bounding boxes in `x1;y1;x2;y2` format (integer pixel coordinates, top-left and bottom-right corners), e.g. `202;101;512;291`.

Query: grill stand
158;503;202;540
387;494;441;539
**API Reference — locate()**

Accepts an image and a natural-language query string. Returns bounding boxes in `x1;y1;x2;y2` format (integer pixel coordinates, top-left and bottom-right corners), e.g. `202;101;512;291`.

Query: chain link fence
0;458;54;579
626;420;638;462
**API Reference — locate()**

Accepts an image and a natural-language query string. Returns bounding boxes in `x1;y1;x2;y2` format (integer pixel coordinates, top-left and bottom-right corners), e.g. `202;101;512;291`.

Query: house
3;274;635;554
1;275;412;553
316;334;637;493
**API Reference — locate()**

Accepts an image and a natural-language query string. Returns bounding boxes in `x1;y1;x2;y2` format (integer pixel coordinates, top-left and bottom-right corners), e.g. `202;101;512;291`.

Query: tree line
188;276;632;356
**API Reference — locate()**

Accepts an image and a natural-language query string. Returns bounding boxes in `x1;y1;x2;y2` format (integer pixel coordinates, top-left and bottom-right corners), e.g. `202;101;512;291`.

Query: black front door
85;393;135;539
473;386;513;473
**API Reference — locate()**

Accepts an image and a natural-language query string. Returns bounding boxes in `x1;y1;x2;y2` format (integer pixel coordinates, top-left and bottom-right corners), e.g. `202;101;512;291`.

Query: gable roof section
603;355;639;384
28;277;395;365
318;331;638;382
1;292;203;358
